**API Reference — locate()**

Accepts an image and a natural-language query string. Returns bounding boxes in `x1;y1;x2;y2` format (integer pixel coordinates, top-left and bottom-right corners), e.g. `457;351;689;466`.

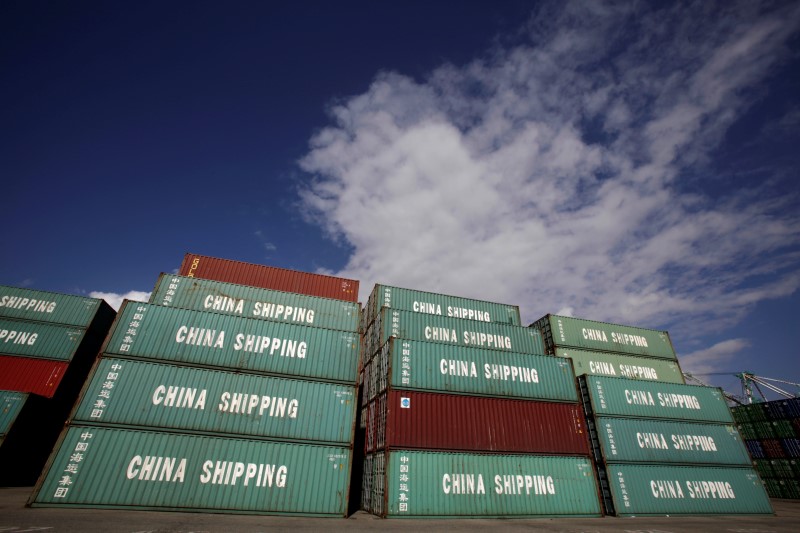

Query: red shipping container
369;389;590;455
178;253;359;303
763;438;786;458
0;354;68;398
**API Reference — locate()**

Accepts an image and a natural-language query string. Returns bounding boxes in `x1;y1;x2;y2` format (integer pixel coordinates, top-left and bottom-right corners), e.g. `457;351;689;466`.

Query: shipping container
102;301;360;385
0;286;111;328
745;440;765;459
592;417;751;466
555;347;685;384
365;338;578;403
73;358;356;444
150;274;360;333
578;375;734;424
30;425;352;516
361;454;373;512
363;284;521;331
179;253;359;303
368;390;590;455
0;317;86;361
783;438;800;457
0;390;27;440
0;355;68;397
532;314;676;360
604;463;772;516
375;450;601;518
365;308;543;362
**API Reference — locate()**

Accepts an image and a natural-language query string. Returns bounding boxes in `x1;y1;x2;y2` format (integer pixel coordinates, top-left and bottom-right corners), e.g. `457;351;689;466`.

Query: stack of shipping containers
531;314;686;385
0;286;115;485
530;315;772;515
733;398;800;499
29;254;362;516
359;285;602;518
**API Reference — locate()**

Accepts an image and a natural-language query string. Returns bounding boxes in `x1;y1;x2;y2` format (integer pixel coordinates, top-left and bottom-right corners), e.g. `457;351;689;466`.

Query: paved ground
1;487;799;532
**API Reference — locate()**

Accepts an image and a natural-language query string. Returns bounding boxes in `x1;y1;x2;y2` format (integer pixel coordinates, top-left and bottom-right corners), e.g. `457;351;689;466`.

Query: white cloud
299;0;800;372
89;291;151;311
680;339;751;377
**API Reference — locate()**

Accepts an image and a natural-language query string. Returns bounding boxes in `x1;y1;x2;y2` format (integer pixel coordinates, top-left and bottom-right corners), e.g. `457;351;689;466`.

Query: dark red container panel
371;389;590;455
0;355;68;398
178;253;359;303
763;439;786;459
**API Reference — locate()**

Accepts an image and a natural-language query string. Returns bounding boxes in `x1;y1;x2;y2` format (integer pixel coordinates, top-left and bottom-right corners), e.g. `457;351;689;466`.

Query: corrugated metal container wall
0;286;105;327
366;308;543;360
0;390;27;438
179;253;359;303
0;318;86;361
606;464;772;516
594;417;751;465
73;358;356;444
364;284;521;329
150;274;360;333
374;390;590;455
380;450;601;518
0;355;68;398
367;338;578;403
580;375;733;423
31;425;352;516
555;347;685;384
533;314;676;360
102;301;360;384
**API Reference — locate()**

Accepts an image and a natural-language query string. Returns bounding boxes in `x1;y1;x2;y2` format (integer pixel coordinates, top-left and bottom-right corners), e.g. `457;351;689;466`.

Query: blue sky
2;1;799;400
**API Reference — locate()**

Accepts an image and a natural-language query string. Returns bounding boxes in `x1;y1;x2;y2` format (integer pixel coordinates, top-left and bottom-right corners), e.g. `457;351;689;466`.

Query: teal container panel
377;338;577;402
595;417;751;465
73;358;356;444
581;375;733;423
555;347;685;384
0;286;104;327
150;274;360;333
103;302;360;384
0;318;86;361
534;314;676;360
370;308;543;357
382;450;601;518
32;425;351;516
0;390;27;436
606;464;773;516
365;284;521;328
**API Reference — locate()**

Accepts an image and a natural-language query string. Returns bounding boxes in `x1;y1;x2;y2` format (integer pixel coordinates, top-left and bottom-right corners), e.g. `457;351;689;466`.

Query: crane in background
683;371;800;405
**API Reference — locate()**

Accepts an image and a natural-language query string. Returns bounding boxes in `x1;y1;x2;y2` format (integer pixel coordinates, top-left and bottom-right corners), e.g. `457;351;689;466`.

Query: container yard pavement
1;488;799;533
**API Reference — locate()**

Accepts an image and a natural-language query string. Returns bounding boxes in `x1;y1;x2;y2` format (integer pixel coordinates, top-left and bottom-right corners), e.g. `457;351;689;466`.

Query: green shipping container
532;314;676;360
73;358;356;444
579;375;733;423
0;318;86;361
150;274;360;333
364;284;521;330
0;390;27;439
594;417;751;465
555;347;685;384
31;425;351;516
0;286;106;328
606;464;773;516
103;301;360;384
366;308;543;361
366;338;577;402
377;450;601;518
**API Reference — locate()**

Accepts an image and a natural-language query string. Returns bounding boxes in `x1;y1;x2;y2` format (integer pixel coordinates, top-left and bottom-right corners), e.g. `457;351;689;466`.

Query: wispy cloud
89;290;151;311
299;0;800;371
680;339;751;376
